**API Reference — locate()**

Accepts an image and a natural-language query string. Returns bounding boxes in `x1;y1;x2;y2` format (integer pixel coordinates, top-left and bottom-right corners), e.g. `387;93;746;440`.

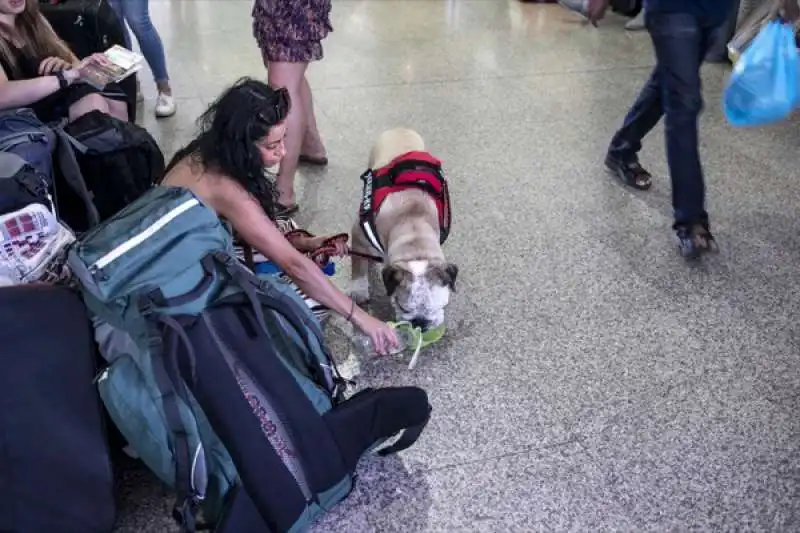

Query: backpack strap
166;250;349;398
167;307;317;532
216;281;345;398
139;302;200;533
375;414;431;456
322;386;432;471
50;122;100;227
212;482;275;533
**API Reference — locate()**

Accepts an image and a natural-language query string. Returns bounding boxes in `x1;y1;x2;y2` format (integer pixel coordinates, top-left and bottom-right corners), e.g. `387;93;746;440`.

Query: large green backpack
69;186;240;523
68;186;432;532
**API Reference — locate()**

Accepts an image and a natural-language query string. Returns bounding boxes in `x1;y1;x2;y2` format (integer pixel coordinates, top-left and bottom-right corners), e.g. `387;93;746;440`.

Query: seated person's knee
68;93;110;121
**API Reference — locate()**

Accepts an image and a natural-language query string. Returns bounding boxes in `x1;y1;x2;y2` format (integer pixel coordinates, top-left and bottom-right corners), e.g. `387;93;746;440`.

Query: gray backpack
0;107;100;226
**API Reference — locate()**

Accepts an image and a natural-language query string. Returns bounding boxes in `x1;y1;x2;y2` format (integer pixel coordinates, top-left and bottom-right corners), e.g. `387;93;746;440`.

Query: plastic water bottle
350;326;418;357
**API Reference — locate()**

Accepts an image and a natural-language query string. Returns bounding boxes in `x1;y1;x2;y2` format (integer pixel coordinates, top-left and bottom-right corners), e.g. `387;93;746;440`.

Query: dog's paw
348;278;370;304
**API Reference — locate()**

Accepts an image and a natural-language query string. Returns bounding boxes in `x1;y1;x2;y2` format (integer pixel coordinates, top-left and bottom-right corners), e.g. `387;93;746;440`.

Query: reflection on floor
115;1;800;531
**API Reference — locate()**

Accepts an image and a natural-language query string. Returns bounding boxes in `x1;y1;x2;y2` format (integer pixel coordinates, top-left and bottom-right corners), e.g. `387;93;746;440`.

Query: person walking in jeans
559;0;798;258
108;0;176;118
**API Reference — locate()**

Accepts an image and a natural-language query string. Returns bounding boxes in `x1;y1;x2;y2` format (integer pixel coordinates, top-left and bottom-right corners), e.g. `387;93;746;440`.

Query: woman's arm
0;65;79;111
223;193;367;323
215;183;398;354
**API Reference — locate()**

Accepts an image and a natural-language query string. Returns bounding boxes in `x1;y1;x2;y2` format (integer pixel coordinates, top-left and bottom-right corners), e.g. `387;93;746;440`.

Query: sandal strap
310;233;349;265
626;162;651;181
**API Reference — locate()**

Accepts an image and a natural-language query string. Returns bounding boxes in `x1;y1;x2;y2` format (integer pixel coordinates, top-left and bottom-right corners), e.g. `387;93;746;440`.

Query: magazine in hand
79;45;144;90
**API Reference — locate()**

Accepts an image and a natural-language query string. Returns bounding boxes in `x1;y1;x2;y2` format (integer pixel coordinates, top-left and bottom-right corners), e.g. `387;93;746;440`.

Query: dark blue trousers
608;11;721;226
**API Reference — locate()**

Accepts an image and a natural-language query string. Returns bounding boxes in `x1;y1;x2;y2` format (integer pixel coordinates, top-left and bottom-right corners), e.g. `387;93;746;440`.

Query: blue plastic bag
723;20;800;127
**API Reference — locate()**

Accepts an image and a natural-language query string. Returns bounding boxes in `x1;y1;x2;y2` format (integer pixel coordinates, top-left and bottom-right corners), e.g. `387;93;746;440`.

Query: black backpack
55;110;163;232
0;151;52;215
0;107;102;224
161;279;433;532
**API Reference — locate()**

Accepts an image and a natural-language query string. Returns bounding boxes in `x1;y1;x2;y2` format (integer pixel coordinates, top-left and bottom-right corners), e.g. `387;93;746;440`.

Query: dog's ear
429;262;459;292
382;264;404;296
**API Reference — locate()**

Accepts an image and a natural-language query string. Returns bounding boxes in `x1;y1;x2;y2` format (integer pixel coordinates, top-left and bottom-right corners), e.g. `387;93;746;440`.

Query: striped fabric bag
0;203;75;287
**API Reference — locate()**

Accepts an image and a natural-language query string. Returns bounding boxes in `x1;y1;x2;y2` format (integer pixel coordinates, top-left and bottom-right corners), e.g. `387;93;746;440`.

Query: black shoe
675;223;717;259
605;155;653;190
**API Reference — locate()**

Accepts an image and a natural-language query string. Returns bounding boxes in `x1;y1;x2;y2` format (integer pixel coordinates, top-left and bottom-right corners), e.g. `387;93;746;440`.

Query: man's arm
782;0;800;22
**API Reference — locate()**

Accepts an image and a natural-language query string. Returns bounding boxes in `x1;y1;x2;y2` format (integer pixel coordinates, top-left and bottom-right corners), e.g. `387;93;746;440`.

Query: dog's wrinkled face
382;260;458;330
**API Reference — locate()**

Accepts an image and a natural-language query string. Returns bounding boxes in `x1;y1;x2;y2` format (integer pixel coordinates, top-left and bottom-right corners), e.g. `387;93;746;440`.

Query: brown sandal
675;223;718;259
298;154;329;166
275;202;299;217
605;155;653;191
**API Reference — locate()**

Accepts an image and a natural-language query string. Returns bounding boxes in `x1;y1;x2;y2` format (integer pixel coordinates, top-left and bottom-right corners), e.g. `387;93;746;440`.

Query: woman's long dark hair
166;77;290;219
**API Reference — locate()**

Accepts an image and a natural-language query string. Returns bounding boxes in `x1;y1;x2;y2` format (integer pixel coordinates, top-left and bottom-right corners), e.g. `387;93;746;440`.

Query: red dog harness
358;151;451;255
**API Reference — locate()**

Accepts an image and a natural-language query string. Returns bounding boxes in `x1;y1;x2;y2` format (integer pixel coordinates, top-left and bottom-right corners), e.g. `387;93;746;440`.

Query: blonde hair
0;1;78;78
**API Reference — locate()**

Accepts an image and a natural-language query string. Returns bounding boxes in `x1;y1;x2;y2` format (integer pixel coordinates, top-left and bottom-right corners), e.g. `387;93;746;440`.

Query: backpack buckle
333;377;355;401
136;290;164;315
172;497;198;532
137;294;155;315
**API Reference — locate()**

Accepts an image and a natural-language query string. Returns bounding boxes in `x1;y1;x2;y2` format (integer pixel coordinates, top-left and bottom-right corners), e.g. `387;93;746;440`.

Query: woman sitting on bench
0;0;128;122
161;77;399;355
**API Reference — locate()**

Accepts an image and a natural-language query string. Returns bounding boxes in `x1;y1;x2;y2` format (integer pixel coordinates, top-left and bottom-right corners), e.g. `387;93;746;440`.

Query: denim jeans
108;0;170;83
607;11;719;226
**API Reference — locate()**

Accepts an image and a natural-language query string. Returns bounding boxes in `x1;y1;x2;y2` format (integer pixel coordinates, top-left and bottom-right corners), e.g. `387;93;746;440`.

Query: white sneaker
155;92;176;118
625;10;646;31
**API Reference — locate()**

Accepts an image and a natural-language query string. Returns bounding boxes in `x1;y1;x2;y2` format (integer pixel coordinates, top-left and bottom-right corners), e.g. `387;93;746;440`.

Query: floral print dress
252;0;333;63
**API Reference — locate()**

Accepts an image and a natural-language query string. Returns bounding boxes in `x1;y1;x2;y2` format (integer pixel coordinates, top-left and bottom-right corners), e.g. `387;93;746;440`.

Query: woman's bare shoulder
162;158;264;226
161;158;221;208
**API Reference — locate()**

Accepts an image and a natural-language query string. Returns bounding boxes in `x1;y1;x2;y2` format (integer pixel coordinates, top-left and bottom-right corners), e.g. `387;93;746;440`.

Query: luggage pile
0;106;162;286
0;24;432;530
0;94;166;532
0;162;432;532
78;186;432;531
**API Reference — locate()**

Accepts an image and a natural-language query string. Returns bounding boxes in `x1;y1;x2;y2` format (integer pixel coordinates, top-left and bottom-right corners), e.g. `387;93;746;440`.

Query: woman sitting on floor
160;77;399;354
0;0;128;122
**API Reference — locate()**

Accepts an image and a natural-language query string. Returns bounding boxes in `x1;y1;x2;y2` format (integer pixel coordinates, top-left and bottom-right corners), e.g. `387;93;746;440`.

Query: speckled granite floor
114;1;800;531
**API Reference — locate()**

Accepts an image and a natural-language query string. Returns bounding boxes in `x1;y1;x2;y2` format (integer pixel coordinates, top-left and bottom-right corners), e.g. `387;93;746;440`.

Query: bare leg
267;61;308;208
105;99;129;121
68;93;110;122
67;94;129;122
299;76;326;159
156;80;172;96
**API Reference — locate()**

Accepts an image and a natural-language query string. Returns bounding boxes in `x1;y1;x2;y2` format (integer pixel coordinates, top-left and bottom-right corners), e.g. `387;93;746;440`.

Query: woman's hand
79;52;113;68
38;56;72;76
74;52;113;77
351;308;399;356
587;0;610;26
